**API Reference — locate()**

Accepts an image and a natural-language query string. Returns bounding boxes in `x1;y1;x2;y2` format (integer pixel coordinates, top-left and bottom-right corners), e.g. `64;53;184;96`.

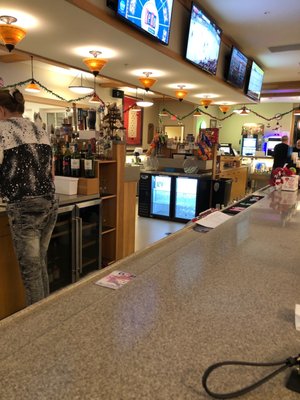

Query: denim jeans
6;196;59;306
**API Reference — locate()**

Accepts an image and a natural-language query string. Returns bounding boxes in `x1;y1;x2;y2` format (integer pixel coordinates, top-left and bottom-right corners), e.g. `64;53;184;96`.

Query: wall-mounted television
226;46;248;89
245;60;264;101
185;2;222;75
116;0;174;45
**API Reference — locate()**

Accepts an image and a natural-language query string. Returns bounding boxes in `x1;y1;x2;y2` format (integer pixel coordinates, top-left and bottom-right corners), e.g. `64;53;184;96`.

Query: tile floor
134;199;186;252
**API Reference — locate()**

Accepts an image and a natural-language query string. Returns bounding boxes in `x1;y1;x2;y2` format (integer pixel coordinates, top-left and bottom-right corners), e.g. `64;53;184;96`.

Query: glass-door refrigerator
150;175;172;219
75;199;102;280
174;176;198;221
47;204;76;293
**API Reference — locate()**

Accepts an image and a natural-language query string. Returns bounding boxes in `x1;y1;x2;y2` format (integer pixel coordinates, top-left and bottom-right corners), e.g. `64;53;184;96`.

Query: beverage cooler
138;173;211;222
47;199;102;293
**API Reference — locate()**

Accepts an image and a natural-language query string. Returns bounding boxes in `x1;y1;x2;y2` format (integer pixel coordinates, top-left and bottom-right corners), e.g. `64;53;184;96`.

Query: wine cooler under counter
47;199;102;293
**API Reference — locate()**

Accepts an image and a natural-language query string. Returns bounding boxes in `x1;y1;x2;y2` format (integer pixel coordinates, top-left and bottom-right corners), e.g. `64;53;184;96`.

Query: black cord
202;356;300;399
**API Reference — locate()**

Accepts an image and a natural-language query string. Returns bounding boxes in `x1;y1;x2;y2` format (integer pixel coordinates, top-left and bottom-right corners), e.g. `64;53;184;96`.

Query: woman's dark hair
0;89;25;114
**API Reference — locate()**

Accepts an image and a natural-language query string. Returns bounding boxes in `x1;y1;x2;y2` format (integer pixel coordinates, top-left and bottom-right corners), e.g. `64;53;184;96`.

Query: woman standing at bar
0;89;58;305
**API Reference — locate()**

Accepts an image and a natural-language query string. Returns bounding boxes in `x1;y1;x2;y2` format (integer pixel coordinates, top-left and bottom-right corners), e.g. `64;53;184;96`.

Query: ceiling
1;0;300;106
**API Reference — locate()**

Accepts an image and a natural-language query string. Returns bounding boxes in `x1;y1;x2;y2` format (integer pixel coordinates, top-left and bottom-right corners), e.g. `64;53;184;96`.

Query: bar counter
1;187;300;399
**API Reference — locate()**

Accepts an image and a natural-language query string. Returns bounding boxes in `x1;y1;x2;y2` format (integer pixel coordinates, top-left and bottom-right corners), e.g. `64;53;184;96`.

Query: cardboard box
77;177;99;195
55;176;79;195
281;175;299;191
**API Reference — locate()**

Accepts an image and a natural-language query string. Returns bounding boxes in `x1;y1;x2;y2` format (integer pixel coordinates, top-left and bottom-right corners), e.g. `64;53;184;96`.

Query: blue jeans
7;196;59;305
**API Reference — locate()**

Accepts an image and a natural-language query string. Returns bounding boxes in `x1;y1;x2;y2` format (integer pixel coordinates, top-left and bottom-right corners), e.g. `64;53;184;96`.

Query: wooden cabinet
220;167;248;201
0;214;26;320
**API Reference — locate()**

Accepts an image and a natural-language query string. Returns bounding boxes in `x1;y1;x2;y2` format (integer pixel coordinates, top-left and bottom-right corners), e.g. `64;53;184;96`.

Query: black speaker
112;89;124;99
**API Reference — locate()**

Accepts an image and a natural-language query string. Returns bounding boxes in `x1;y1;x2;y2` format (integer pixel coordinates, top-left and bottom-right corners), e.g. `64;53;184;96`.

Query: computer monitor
219;143;233;155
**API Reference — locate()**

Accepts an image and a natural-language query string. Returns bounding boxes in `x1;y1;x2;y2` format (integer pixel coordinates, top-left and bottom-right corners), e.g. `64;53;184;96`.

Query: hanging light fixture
136;100;154;107
138;72;157;92
234;105;250;115
175;85;188;102
0;15;26;52
193;108;202;117
89;76;104;104
25;56;40;93
83;50;107;77
159;95;168;117
200;98;213;108
68;74;93;94
219;105;230;114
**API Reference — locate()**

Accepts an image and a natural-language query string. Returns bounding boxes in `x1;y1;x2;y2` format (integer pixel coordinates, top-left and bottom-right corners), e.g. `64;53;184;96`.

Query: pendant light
89;76;104;105
159;95;168;116
138;72;157;92
200;98;213;108
83;50;107;77
25;56;40;93
219;105;230;114
234;105;250;115
175;85;188;102
193;108;202;117
0;15;26;52
68;74;93;94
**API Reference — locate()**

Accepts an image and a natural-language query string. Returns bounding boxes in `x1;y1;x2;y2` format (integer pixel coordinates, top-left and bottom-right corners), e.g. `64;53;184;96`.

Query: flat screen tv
116;0;174;45
185;2;222;75
226;46;248;89
246;60;264;101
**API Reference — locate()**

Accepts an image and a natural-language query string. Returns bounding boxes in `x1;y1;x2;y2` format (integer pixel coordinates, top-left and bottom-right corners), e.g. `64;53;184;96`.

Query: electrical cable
202;355;300;399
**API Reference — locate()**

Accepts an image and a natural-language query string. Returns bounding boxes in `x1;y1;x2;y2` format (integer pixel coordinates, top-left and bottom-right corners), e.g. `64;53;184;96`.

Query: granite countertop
0;188;300;399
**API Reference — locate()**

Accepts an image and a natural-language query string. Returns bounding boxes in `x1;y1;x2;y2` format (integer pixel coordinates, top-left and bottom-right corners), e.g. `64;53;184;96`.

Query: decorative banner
123;96;142;145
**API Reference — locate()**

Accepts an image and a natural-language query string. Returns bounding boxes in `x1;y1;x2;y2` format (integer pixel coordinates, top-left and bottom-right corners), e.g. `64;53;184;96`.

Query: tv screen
246;61;264;101
266;138;282;156
226;46;248;89
242;137;257;156
185;2;222;75
116;0;174;45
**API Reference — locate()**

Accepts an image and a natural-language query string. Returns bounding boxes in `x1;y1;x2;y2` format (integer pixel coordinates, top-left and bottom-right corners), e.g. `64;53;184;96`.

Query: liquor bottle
70;143;81;177
53;142;62;176
84;143;95;178
62;142;71;176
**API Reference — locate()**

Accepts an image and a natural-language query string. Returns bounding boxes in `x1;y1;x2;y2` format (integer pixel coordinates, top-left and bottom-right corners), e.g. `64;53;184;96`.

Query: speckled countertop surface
0;188;300;399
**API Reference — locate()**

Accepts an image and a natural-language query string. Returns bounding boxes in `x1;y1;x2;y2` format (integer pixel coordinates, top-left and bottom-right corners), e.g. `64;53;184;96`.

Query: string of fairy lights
2;79;300;123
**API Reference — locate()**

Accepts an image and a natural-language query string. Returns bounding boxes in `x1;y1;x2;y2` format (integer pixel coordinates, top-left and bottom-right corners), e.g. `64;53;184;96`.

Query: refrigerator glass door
151;175;172;217
47;205;75;293
174;177;198;220
75;199;101;279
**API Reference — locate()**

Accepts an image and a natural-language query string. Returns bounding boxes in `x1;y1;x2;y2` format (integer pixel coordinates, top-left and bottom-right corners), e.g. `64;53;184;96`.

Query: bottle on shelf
70;143;81;177
84;143;95;178
53;142;63;176
62;142;72;177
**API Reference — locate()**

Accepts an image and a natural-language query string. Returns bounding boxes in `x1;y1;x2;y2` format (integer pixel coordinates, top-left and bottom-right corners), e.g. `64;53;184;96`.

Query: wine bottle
71;143;81;177
84;143;95;178
62;142;71;176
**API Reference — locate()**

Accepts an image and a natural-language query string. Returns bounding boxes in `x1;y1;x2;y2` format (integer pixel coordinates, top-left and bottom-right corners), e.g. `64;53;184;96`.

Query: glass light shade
200;98;213;108
68;85;94;94
138;76;157;91
219;105;230;114
159;110;169;117
89;92;104;104
193;110;202;117
0;16;26;52
25;80;40;93
234;106;250;115
175;89;188;101
83;57;107;76
136;100;153;107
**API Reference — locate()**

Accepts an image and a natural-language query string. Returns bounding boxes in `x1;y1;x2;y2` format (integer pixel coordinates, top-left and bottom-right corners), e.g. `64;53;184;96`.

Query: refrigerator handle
78;217;83;274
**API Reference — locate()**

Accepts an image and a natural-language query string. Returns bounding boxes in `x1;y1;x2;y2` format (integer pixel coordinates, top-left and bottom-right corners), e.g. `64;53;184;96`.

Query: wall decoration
210;119;217;128
123;95;143;145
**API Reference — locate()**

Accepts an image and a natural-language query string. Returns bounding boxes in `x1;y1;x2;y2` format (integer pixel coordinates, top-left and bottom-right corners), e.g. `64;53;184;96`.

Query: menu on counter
95;270;136;290
196;211;232;229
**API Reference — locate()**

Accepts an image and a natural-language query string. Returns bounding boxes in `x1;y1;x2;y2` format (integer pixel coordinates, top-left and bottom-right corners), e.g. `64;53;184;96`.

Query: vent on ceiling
269;44;300;53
